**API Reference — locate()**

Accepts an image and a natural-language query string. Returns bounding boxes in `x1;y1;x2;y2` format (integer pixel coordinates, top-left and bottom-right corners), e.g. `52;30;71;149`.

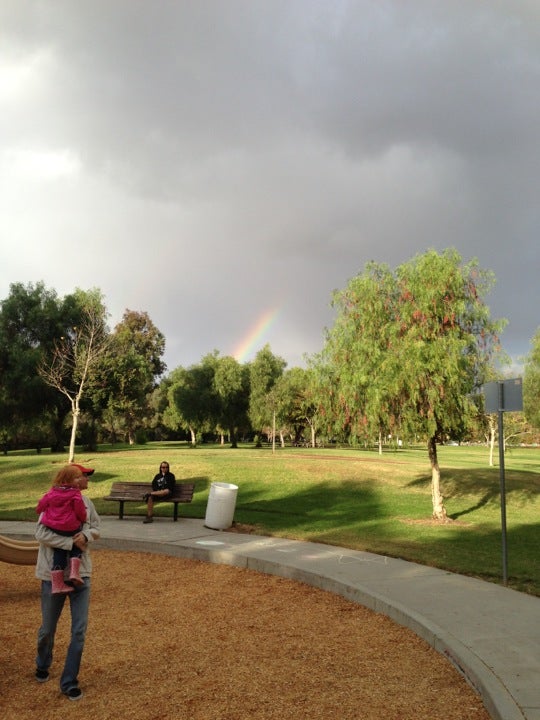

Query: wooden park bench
104;481;195;521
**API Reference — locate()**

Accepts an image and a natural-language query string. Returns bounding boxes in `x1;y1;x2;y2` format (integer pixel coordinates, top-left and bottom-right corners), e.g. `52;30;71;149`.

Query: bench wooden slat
104;481;195;521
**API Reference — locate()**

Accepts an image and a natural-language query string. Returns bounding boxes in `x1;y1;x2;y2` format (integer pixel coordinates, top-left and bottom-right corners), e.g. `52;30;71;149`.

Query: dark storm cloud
1;1;538;370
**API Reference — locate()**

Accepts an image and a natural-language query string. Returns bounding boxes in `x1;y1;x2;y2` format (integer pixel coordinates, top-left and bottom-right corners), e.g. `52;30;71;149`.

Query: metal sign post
482;378;523;586
496;382;508;585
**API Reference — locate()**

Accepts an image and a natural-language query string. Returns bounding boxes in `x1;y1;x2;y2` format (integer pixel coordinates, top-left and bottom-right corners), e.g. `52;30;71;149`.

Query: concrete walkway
2;518;539;720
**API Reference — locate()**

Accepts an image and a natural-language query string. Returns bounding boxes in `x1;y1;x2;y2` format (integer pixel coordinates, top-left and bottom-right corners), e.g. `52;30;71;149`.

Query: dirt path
0;549;490;720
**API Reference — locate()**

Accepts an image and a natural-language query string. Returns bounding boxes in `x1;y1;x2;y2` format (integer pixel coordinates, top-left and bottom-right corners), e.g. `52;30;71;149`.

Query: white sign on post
481;378;523;586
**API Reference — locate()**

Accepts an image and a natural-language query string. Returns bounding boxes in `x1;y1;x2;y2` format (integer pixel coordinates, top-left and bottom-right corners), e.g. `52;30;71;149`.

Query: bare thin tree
38;302;109;462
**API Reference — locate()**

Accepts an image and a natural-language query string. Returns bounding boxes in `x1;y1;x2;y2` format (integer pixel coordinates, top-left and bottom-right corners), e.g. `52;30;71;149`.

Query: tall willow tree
273;367;318;447
213;355;250;448
321;262;401;452
323;249;506;520
0;281;71;451
166;354;220;445
100;310;166;444
248;345;286;444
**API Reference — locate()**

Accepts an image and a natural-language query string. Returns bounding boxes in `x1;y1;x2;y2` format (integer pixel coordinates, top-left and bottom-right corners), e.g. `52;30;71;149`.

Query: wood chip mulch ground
0;549;491;720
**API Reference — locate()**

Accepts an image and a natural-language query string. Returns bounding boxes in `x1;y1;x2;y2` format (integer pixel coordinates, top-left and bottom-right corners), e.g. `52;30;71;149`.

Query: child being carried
36;465;88;594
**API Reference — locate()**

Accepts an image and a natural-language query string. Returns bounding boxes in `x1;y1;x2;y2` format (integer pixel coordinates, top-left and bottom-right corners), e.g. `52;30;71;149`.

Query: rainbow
232;308;279;362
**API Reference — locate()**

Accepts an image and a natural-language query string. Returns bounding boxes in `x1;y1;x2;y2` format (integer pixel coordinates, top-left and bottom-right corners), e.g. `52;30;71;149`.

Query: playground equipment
0;534;38;565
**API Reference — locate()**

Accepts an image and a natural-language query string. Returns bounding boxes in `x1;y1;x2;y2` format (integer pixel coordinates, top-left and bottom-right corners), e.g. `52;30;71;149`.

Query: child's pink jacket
36;486;87;532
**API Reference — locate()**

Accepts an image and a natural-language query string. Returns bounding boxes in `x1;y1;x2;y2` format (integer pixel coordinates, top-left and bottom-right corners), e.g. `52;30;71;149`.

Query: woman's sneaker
63;687;83;701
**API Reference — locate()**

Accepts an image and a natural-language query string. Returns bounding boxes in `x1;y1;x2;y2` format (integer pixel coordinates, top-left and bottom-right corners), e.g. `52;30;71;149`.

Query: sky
1;1;538;374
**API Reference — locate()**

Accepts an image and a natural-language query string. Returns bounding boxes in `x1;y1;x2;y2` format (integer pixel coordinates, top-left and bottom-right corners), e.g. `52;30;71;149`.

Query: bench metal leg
173;503;179;521
119;501;124;520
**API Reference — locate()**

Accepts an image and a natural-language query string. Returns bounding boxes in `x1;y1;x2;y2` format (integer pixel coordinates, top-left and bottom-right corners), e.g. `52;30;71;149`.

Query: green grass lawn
1;442;539;595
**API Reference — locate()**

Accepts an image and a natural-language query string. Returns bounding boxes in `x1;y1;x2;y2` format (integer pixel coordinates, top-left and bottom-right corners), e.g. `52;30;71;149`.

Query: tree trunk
126;412;136;445
68;403;79;463
428;436;447;521
488;415;496;467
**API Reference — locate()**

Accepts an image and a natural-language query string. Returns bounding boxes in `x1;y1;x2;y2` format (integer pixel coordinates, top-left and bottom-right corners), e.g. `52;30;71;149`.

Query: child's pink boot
69;557;84;587
51;569;74;594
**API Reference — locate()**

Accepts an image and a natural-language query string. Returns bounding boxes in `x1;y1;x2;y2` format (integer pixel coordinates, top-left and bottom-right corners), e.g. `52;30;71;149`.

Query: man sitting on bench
143;461;176;524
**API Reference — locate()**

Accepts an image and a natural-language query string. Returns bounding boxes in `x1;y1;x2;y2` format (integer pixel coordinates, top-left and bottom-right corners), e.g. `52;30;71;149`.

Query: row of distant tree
1;249;539;519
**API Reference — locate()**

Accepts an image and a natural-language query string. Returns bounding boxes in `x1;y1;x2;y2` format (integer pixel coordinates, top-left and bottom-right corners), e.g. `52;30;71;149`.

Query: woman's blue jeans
36;577;91;693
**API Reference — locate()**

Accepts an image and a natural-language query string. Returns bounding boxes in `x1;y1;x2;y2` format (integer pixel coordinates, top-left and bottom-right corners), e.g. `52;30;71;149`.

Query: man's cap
71;463;95;476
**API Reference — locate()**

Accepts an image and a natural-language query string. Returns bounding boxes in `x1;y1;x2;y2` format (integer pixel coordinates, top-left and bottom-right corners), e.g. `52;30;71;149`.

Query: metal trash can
204;482;239;530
